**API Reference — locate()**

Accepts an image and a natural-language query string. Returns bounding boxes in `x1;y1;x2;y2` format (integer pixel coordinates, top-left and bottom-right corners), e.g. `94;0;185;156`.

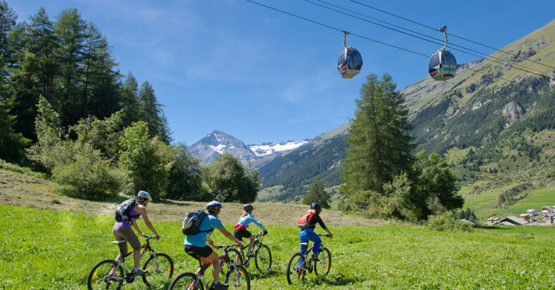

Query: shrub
425;211;472;232
118;121;171;200
52;144;123;200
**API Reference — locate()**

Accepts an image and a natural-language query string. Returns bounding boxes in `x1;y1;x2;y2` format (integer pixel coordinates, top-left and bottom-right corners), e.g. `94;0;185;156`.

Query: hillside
257;20;555;212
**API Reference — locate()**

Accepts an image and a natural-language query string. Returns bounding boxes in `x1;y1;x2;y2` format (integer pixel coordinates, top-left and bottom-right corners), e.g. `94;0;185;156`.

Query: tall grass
0;204;553;289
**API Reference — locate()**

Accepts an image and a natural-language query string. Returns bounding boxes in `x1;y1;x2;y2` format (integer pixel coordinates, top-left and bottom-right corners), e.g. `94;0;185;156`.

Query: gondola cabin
338;47;363;79
428;49;457;81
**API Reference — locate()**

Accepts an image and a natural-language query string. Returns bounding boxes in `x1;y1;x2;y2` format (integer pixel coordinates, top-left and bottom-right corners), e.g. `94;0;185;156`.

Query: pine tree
342;73;415;209
138;81;170;143
120;72;141;126
10;8;58;141
81;22;121;119
302;178;330;209
53;8;87;127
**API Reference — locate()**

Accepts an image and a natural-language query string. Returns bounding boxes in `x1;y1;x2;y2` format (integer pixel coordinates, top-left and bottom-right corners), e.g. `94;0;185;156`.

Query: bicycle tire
221;248;243;276
254;244;272;273
224;264;250;289
286;253;307;285
87;259;124;290
312;247;331;276
142;252;174;286
168;272;204;290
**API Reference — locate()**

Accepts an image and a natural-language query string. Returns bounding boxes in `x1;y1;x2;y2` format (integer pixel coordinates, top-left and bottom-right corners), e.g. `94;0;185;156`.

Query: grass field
1;204;553;289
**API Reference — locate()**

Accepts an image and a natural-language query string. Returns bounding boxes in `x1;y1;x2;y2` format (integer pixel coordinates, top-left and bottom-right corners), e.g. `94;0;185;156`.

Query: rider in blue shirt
234;204;268;257
183;201;243;290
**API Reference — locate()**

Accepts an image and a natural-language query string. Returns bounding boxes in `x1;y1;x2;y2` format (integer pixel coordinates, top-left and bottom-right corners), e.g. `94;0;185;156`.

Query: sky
9;0;555;145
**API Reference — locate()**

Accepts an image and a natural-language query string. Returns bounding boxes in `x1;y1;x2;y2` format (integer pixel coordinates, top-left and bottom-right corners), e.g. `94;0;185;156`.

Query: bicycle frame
111;235;160;281
240;233;263;264
299;233;329;272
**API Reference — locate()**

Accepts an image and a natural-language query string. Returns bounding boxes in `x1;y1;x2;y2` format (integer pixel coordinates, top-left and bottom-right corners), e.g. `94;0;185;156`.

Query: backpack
182;210;211;236
297;211;315;230
115;198;139;222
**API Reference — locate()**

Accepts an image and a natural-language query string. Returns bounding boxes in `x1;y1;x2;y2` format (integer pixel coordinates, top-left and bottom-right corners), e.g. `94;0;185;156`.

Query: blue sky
9;0;555;145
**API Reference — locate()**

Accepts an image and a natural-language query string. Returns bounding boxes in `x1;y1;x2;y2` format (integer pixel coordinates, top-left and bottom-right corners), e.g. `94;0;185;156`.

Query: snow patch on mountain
249;141;308;157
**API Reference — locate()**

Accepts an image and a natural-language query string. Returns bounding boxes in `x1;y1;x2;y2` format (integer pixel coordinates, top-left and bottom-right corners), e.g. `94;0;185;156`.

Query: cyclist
233;203;268;257
298;202;333;262
184;201;243;290
113;190;160;276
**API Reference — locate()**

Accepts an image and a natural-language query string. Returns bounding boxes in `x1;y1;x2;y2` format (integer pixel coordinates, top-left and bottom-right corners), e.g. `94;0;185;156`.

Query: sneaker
131;267;148;276
246;251;256;258
311;254;319;262
211;281;229;290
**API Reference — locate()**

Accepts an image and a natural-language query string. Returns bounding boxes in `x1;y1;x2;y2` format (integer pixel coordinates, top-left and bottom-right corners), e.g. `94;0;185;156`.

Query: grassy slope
0;204;553;289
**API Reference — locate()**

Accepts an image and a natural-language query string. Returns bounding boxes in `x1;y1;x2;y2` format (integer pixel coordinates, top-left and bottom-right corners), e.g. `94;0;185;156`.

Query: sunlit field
1;204;553;289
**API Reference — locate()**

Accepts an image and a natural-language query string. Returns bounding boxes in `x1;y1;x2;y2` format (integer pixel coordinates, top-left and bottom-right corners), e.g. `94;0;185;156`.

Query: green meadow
1;204;553;289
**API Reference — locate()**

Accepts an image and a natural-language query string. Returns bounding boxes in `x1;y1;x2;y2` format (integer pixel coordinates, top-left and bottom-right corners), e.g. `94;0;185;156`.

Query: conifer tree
342;73;415;208
302;178;330;209
138;81;171;143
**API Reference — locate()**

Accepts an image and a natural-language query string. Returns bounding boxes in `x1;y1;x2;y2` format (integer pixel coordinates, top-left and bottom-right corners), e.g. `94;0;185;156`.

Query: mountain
188;130;307;165
189;130;257;165
257;19;555;203
257;122;350;201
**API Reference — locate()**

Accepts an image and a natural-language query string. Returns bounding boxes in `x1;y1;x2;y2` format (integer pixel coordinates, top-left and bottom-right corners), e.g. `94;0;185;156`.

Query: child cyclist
183;201;243;290
233;204;268;257
298;202;333;261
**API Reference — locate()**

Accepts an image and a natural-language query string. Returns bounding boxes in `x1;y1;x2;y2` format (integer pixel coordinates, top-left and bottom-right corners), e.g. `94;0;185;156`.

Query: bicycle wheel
226;248;244;266
254;244;272;273
225;264;250;289
286;253;307;285
87;259;124;290
313;247;331;276
168;272;204;290
142;252;174;286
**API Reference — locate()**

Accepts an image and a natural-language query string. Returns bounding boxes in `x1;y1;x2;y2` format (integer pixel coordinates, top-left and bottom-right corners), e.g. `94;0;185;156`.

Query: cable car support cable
347;0;555;70
244;0;514;82
307;0;549;78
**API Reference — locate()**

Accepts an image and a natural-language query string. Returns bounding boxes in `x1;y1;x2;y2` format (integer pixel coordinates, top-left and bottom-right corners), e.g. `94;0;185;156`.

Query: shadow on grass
157;199;195;206
309;273;360;286
247;269;281;279
473;225;510;230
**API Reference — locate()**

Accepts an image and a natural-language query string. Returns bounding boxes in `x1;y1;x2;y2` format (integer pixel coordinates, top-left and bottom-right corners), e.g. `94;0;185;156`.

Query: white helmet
206;200;222;214
137;190;153;201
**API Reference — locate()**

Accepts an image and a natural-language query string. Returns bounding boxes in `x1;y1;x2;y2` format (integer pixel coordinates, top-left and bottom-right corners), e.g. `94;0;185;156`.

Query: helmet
310;202;321;214
137;190;152;202
206;200;223;214
243;204;254;212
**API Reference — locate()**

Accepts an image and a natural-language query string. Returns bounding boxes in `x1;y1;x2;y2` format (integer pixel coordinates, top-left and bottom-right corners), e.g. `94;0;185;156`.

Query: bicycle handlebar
216;244;238;250
253;232;267;238
143;234;159;241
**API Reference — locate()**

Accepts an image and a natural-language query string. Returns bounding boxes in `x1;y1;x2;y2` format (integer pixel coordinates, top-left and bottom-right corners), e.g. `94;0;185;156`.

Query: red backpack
297;211;315;229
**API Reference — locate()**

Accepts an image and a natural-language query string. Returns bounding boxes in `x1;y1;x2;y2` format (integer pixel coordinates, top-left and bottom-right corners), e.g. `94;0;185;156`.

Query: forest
0;3;258;202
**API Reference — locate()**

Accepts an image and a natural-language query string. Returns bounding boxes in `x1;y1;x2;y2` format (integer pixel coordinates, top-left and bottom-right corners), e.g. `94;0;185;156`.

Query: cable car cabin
428;49;457;81
338;47;363;79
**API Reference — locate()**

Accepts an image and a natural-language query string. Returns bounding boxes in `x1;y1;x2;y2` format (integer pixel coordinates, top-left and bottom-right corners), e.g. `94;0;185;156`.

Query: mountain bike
169;244;250;289
87;235;174;289
234;232;272;274
286;233;331;285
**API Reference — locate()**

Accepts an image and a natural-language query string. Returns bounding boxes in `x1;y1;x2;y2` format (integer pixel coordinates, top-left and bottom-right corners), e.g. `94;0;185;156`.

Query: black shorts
234;229;252;240
184;245;213;259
